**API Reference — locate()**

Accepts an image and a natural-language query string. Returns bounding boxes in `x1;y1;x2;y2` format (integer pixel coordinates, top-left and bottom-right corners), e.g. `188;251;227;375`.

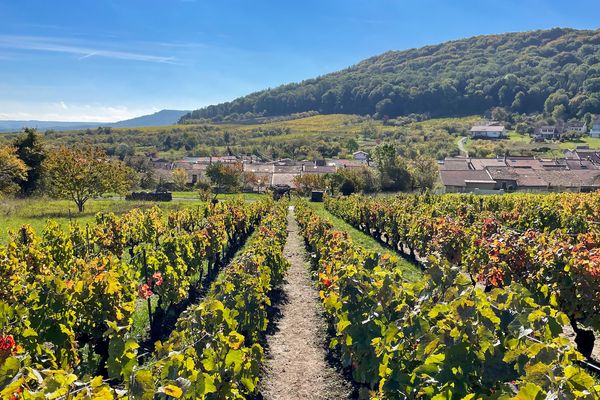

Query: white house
591;119;600;138
565;122;587;134
470;125;507;139
535;125;560;140
352;151;369;162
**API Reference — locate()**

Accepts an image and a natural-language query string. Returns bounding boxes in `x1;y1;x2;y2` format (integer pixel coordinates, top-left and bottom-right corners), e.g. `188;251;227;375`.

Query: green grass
507;131;531;143
558;136;600;149
0;193;268;243
0;197;196;243
306;201;422;282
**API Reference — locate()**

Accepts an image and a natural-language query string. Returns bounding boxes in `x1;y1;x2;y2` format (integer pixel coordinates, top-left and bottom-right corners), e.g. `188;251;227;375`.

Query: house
439;158;471;171
535;125;560;140
470;125;507;139
352;151;369;162
565;122;587;134
469;157;508;170
333;159;367;169
243;163;274;190
486;167;548;192
591;119;600;138
302;164;337;174
504;156;545;170
564;148;600;166
439;170;497;193
438;155;600;193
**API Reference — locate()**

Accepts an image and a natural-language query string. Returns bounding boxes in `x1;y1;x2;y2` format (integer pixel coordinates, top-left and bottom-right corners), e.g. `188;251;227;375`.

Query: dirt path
457;136;469;157
260;207;352;400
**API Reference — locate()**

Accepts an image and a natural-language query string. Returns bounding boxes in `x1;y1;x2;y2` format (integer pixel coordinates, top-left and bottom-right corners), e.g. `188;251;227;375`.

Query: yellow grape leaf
159;384;183;398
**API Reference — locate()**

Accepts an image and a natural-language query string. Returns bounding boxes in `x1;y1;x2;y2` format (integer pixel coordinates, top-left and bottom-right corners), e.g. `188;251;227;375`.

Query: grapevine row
1;201;289;398
0;199;273;398
325;193;600;358
295;200;599;399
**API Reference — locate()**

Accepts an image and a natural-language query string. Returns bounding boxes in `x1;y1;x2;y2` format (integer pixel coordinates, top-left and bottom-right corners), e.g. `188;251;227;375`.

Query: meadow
0;193;265;242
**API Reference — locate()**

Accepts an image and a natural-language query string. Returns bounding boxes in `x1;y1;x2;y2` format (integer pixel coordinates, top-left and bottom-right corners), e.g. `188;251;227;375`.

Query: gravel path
260;207;352;400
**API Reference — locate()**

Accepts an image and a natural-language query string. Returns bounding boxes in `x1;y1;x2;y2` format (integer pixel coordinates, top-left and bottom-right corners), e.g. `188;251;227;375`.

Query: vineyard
1;192;599;398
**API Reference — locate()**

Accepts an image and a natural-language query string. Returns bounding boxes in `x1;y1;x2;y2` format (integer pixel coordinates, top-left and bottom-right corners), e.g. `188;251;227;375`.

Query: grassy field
464;130;600;158
0;193;270;242
306;201;422;282
558;136;600;149
0;197;197;242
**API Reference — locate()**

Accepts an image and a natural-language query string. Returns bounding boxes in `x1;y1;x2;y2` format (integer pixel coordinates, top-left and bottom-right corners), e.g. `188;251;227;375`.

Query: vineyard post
142;248;153;328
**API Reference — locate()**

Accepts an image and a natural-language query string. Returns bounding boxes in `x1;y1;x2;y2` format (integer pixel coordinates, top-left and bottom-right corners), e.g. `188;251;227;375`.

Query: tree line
181;28;600;122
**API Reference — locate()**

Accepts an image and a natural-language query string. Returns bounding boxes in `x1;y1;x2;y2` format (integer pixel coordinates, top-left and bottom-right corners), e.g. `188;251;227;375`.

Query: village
149;145;600;195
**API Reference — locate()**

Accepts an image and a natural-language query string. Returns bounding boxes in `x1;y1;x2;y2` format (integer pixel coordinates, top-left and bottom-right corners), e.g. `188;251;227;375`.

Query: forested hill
181;28;600;123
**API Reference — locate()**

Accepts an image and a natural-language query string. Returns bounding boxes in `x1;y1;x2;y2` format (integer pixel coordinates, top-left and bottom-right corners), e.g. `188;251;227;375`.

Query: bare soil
259;208;353;400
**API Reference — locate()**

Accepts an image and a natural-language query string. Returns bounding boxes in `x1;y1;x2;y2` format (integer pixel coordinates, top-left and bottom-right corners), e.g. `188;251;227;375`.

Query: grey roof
486;167;547;187
574;150;600;164
565;159;600;170
469;158;507;170
303;165;337;174
271;173;299;187
439;170;494;187
274;165;303;173
470;125;505;132
243;163;274;173
440;159;471;171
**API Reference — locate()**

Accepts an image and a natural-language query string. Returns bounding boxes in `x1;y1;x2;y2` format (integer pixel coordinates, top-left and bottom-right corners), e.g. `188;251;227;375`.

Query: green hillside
1;114;481;160
182;28;600;122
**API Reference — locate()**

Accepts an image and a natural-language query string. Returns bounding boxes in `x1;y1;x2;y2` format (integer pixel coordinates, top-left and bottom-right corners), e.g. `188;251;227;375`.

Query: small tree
44;146;134;212
205;162;242;194
293;174;328;196
195;178;213;201
171;168;189;191
409;157;439;192
13;128;46;195
356;167;380;193
329;169;365;196
242;171;258;192
372;143;412;191
124;154;156;189
0;145;28;197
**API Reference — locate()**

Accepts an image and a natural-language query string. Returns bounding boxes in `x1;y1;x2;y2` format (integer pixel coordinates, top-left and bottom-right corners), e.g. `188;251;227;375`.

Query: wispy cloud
0;100;161;122
0;35;177;64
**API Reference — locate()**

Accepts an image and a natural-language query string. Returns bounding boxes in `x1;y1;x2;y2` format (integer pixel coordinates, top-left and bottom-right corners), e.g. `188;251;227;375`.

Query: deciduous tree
171;168;189;191
409;157;439;192
205;162;242;194
44;146;134;212
292;174;328;196
372;143;411;191
0;145;28;197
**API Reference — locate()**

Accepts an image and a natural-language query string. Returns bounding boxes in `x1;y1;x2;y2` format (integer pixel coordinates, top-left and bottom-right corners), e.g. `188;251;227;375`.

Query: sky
0;0;599;122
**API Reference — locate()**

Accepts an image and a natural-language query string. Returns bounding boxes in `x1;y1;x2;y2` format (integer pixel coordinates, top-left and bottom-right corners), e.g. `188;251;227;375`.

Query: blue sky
0;0;599;122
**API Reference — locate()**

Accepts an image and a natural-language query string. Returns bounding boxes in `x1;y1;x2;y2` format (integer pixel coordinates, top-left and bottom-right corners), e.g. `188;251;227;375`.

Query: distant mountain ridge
181;27;600;122
0;109;189;133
